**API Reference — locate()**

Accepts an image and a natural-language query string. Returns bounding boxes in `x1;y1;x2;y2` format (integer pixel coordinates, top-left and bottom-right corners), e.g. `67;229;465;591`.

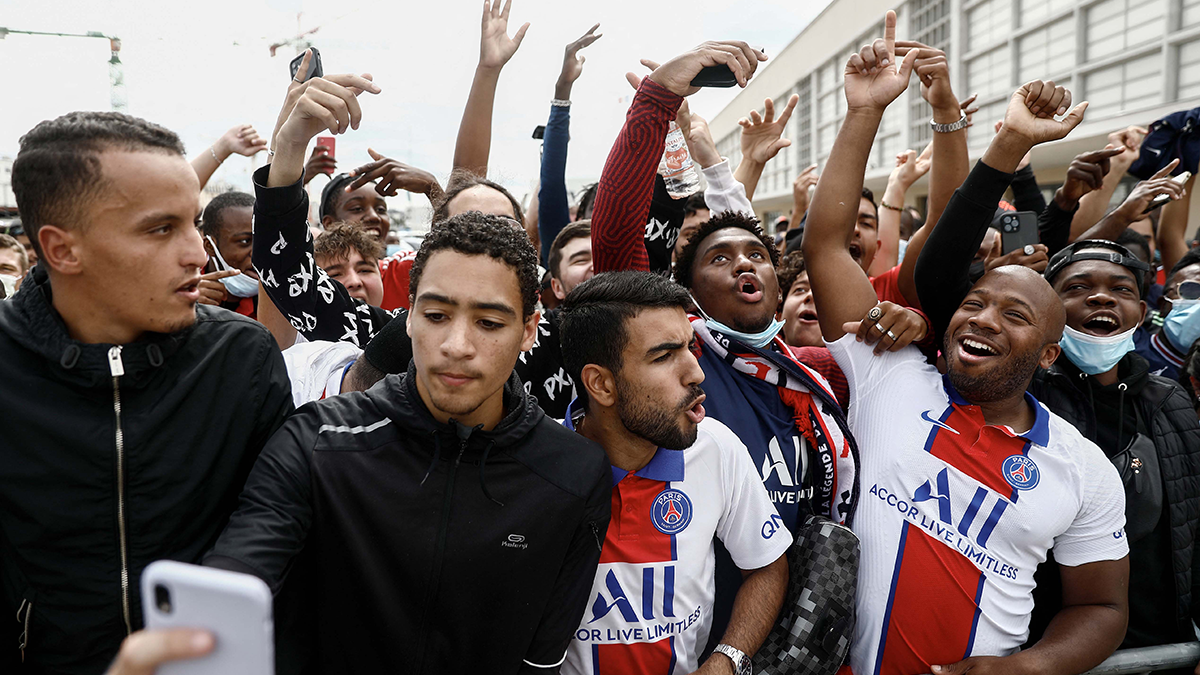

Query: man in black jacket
913;118;1200;652
0;112;294;673
205;213;612;673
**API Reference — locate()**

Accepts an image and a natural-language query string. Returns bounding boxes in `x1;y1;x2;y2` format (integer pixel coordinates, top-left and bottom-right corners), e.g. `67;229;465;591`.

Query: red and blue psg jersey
561;413;791;675
827;336;1127;675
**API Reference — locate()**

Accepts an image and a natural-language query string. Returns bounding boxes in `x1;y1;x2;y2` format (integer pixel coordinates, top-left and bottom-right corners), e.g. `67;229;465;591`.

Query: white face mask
205;235;258;298
0;274;17;299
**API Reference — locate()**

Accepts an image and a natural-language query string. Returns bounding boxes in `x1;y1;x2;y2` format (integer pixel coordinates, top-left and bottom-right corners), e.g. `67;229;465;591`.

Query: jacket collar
1;266;188;388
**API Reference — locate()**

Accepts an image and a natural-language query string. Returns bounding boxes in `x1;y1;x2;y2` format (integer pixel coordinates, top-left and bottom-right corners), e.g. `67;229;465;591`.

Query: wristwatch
714;643;752;675
930;111;969;134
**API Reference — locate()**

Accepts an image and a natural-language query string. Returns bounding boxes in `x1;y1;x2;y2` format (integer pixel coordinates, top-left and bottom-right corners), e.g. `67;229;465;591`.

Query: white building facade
707;0;1200;226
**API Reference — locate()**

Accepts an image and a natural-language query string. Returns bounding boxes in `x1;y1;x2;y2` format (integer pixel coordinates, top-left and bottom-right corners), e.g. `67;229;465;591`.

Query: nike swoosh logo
921;410;960;435
1146;147;1162;156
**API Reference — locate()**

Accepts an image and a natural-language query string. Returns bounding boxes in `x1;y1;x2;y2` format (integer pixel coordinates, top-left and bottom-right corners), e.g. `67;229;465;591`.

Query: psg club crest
1002;455;1040;491
651;489;693;535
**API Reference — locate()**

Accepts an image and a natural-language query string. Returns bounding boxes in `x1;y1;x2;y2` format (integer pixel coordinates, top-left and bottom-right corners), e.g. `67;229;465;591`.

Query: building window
1085;0;1166;62
908;0;951;153
795;75;813;169
1017;0;1075;28
1018;16;1075;82
966;45;1012;102
967;99;1008;152
966;0;1013;52
1185;0;1200;29
1084;53;1162;118
1179;38;1200;101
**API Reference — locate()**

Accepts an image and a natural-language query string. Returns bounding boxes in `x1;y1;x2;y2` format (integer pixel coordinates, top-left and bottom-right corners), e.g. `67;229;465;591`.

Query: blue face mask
1163;299;1200;354
704;315;785;349
386;244;402;257
1059;324;1136;375
206;235;259;298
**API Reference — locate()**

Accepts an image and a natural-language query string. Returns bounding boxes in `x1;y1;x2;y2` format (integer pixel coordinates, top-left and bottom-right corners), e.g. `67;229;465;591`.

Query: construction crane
0;27;126;111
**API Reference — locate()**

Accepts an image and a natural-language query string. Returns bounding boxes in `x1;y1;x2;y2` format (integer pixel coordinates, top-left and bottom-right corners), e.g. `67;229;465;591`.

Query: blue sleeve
538;103;571;266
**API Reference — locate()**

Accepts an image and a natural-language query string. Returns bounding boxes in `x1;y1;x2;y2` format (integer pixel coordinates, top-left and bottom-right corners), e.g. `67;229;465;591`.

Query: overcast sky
1;0;831;210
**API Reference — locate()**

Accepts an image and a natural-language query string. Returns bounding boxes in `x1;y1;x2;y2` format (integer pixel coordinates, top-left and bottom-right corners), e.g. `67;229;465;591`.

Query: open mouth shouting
735;273;764;304
1079;310;1122;337
848;242;863;263
683;393;707;424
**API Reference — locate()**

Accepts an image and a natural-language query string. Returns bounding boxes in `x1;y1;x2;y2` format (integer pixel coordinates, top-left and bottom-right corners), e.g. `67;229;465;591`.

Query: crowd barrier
1082;642;1200;675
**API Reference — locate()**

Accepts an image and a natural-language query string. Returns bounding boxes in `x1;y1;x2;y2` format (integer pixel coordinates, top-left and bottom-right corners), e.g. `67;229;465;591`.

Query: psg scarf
690;316;861;527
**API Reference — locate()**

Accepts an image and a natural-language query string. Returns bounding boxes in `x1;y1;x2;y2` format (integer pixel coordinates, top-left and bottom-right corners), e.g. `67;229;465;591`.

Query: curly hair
776;251;807;307
200;191;255;240
314;221;385;265
433;169;524;225
672;211;780;289
409;211;540;317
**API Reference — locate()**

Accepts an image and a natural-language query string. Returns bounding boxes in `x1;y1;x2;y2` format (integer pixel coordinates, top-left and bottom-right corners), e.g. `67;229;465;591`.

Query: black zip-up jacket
0;267;294;674
204;365;611;674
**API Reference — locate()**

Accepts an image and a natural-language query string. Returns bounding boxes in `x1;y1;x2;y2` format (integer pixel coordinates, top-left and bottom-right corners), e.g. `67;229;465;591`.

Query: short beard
944;333;1040;403
615;379;703;450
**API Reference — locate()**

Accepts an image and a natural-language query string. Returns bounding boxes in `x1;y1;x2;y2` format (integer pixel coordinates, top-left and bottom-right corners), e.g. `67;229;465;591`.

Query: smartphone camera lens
154;584;172;614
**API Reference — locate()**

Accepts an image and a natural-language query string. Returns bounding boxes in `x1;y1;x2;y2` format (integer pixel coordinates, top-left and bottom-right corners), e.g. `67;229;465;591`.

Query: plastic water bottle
658;121;701;199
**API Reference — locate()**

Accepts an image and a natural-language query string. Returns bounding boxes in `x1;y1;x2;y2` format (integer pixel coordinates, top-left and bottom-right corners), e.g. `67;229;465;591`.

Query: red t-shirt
379;251;417;311
870;265;910;307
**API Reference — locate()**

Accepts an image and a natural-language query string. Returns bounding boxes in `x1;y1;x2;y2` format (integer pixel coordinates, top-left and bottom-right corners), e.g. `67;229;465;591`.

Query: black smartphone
289;48;323;82
998;211;1039;255
690;65;738;88
532;125;545;140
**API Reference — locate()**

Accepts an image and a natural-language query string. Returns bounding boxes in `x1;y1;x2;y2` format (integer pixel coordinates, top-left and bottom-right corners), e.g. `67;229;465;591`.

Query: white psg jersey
826;336;1127;675
562;416;792;675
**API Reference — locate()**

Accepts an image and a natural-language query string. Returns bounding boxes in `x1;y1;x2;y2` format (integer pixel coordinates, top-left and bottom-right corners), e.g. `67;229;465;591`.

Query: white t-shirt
563;416;792;675
280;339;361;406
825;335;1127;675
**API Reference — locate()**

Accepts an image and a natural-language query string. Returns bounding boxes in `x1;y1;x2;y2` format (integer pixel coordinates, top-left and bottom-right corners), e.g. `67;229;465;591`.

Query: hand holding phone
141;561;273;675
289;48;323;83
1143;170;1191;214
998;211;1039;255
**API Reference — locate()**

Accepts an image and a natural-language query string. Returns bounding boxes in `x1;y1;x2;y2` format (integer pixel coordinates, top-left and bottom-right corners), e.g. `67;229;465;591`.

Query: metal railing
1082;643;1200;675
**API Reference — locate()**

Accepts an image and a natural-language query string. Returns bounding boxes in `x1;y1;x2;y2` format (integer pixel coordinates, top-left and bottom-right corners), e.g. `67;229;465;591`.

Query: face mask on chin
1058;324;1137;375
689;293;783;349
205;235;258;298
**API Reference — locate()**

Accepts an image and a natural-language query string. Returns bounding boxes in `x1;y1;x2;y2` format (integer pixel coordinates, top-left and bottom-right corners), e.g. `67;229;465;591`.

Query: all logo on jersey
1002;455;1040;491
651;489;693;535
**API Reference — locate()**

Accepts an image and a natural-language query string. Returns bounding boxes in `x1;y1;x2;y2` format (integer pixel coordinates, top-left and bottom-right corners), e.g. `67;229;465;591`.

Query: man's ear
321;214;334;227
520;309;541;352
1137;299;1148;326
405;303;414;337
38;225;82;276
1038;342;1061;370
580;363;618;409
202;235;216;258
551;278;566;301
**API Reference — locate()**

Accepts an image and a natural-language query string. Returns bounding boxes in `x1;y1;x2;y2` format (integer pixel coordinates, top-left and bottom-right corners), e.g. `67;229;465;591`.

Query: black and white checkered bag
753;515;859;675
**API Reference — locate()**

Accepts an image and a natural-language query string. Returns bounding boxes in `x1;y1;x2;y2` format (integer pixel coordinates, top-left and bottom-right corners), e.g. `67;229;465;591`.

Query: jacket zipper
108;346;132;635
416;436;467;673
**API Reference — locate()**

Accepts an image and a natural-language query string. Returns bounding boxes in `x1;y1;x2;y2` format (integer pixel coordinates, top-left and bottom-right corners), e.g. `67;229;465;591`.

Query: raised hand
216;124;267;158
960;93;980;127
1057;146;1125;205
844;11;918;113
556;23;601;98
895;41;957;113
625;60;693;128
1002;80;1088;145
890;143;933;189
646;41;767;97
347;149;444;200
738;94;800;164
1111;159;1186;222
197;269;237;306
987;243;1049;274
792;165;819;215
1108;125;1148;170
275;73;380;149
302;146;338;185
686;113;722;169
479;0;530;70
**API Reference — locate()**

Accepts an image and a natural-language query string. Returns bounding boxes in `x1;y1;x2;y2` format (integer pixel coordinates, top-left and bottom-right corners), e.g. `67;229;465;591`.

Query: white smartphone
141;560;274;675
1144;171;1192;214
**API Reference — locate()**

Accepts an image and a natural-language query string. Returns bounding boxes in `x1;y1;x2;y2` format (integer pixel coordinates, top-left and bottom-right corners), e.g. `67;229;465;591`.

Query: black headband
1044;239;1151;294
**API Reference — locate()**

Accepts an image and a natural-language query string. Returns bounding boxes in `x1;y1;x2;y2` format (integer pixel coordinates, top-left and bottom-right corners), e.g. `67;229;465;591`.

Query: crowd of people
2;3;1200;674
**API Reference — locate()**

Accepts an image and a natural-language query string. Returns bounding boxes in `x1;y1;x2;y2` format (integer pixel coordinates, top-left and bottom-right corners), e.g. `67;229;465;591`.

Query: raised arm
190;124;267;191
453;0;529;176
1038;147;1124;254
538;24;602;265
894;42;968;309
733;94;799;201
1159;172;1194;275
592;41;767;273
789;165;819;228
804;11;918;341
1070;126;1148;240
256;68;394;347
1079;160;1185;242
872;144;931;276
914;81;1089;338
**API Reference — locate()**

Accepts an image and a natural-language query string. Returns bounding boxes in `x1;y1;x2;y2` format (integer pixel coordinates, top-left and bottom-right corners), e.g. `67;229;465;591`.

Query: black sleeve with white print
250;165;398;347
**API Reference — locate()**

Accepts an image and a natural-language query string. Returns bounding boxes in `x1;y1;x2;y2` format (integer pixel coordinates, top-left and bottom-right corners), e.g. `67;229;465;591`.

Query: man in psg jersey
558;271;789;675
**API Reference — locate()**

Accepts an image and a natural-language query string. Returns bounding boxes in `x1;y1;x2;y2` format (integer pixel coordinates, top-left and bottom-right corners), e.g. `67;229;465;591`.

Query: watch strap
714;643;750;675
930;111;969;134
